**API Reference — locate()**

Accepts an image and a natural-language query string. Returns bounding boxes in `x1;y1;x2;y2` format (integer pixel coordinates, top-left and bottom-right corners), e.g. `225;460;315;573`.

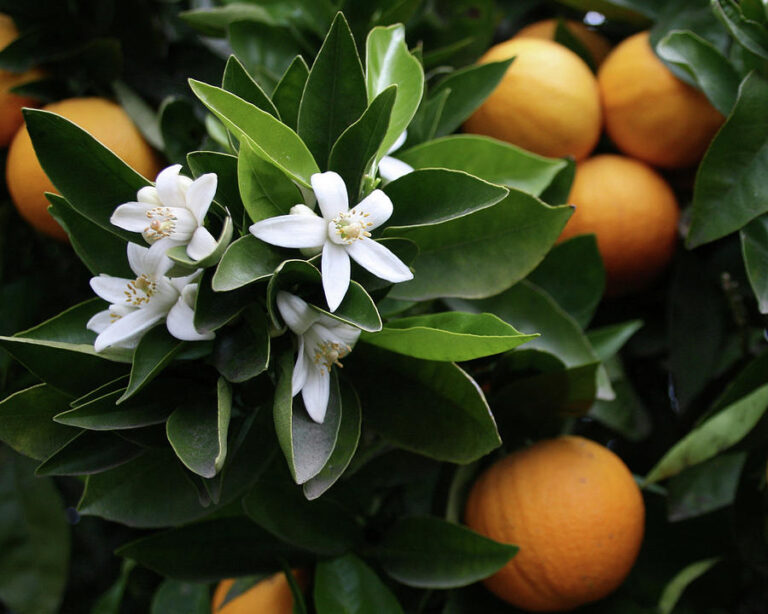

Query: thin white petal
311;171;348;221
186;227;218;261
169;269;203;293
291;336;308;396
110;202;155;232
185;173;217;223
94;309;163;352
90;275;132;304
378;156;414;183
137;186;161;205
317;318;361;349
347;237;413;282
166;296;214;342
321;242;350;312
387;130;407;154
166;208;199;241
87;309;115;334
134;240;174;277
155;164;185;208
351;189;393;230
249;215;327;248
276;291;318;335
301;366;330;423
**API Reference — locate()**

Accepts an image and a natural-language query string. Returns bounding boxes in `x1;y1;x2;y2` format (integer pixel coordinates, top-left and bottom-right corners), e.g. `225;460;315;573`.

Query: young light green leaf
658;558;720;614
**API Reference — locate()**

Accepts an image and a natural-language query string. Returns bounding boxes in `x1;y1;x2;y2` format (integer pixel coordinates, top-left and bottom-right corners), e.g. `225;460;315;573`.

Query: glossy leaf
54;387;173;431
120;327;184;403
398;135;567;197
741;213;768;313
688;73;768;247
229;20;301;94
222;55;279;118
315;554;404;614
238;140;303;223
271;56;310;131
35;431;143;476
374;516;518;588
213;235;285;292
165;215;234;271
711;0;768;59
586;321;644;362
658;558;720;614
159;98;206;165
212;306;270;382
645;383;768;483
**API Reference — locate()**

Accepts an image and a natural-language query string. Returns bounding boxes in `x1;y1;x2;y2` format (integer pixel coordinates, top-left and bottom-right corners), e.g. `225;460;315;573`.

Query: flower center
329;210;373;245
124;274;158;306
313;340;352;373
143;207;177;242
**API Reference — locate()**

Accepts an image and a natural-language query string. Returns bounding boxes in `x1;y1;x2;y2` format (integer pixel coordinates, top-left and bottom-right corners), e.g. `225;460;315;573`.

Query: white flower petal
186;173;217;223
301;366;330;423
166;208;199;242
151;277;183;312
90;275;131;304
318;318;361;349
186;226;218;261
94;309;164;353
155;164;185;208
166;294;214;342
347;237;413;282
137;186;161;205
129;240;174;277
292;336;309;395
169;269;203;293
87;309;116;334
311;171;348;220
378;156;414;183
276;291;318;335
321;242;350;312
110;202;155;233
387;130;408;154
250;215;327;248
351;189;393;230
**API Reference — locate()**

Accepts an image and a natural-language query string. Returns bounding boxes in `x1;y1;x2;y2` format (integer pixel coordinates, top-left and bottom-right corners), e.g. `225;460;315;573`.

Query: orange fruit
211;571;305;614
515;19;612;65
465;436;645;612
559;154;679;296
6;97;162;241
598;31;724;168
0;13;44;146
463;38;602;161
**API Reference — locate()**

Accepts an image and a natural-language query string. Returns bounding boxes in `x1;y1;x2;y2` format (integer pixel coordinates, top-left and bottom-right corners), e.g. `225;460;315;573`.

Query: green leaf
238;140;303;223
303;382;361;500
374;516;518;589
272;56;310;131
667;452;747;521
117;517;311;582
586;321;644;362
213;236;285;292
113;81;164;150
0;385;78;460
150;580;209;614
187;151;246;229
361;312;535;361
657;558;720;614
222;55;279;118
0;448;69;614
46;193;132;278
710;351;768;413
189;79;320;187
314;554;404;614
165;215;234;271
273;351;342;483
349;345;500;463
386;192;572;301
212;306;271;382
329;86;397;199
645;383;768;483
229;20;302;93
365;24;425;157
588;370;651;442
35;431;142;476
430;59;513;137
552;0;659;22
243;480;361;555
23;108;150;241
119;327;184;403
539;157;576;206
166;378;232;478
398;135;567;197
384;169;509;229
196;269;259;331
527;235;605;328
711;0;768;60
89;560;135;614
688;72;768;247
298;13;368;167
741;213;768;312
159;98;206;165
554;18;597;71
180;4;281;35
406;88;450;145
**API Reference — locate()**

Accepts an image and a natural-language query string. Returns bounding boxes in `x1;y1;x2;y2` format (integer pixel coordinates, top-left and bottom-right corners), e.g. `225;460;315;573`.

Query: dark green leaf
150;580;209;614
212;306;270;382
374;516;518;589
179;5;280;36
586;321;644;362
119;327;183;403
272;56;310;131
554;18;596;71
406;88;450;145
238;140;303;223
229;21;303;94
314;554;404;614
741;213;768;312
711;0;768;59
196;269;259;330
54;386;173;431
159;98;205;165
222;55;279;118
212;235;285;292
36;431;142;476
539;158;576;206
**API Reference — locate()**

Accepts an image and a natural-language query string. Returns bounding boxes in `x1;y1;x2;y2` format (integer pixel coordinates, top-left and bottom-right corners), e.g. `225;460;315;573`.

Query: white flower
87;240;213;352
277;291;361;423
110;164;219;261
378;131;414;183
250;171;413;312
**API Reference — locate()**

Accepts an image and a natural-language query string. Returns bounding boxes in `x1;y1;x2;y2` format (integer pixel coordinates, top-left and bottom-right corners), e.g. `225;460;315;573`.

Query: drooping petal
136;186;161;205
351;189;393;230
301;366;331;423
166;291;214;341
276;291;318;335
321;242;351;312
186;226;218;261
90;275;132;304
311;171;348;220
291;336;309;395
110;202;155;232
346;237;414;282
250;214;327;248
155;164;185;208
378;156;414;183
93;308;164;353
185;173;217;223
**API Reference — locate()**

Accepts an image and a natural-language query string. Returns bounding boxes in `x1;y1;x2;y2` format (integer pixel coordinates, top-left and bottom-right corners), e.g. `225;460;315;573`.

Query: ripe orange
0;13;44;146
463;38;602;161
598;31;724;168
515;19;612;65
211;571;305;614
465;436;645;612
6;97;161;241
559;154;679;296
